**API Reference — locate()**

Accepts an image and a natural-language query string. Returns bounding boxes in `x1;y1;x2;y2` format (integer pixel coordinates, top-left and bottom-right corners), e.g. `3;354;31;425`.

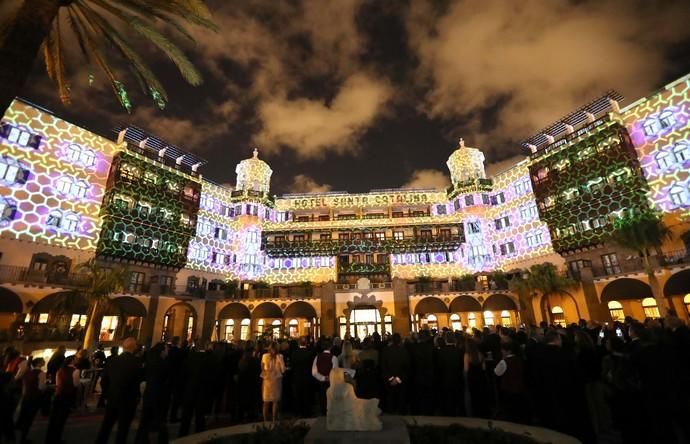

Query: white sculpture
326;368;382;431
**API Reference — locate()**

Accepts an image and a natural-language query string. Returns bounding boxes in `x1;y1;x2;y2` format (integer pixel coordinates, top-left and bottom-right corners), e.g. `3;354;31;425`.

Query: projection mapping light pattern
0;100;118;251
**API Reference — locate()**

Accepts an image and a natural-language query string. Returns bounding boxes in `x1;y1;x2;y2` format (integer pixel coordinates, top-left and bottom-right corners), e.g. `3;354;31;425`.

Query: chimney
564;124;574;134
176;155;185;165
192;162;203;172
527;143;538;153
138;137;149;149
544;134;555;144
158;146;167;158
585;111;595;123
608;98;621;113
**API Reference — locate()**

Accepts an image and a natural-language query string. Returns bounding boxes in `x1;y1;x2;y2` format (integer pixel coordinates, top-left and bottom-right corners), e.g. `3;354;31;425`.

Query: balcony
262;234;464;257
229;189;274;204
338;262;391;275
0;265;90;288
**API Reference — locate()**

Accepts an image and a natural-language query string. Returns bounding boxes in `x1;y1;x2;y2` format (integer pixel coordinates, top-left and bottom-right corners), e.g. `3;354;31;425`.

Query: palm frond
77;1;170;107
108;0;199;41
86;0;202;86
143;0;218;31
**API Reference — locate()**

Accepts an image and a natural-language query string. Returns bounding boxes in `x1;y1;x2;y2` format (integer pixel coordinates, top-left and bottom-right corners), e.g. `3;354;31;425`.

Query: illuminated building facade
2;74;690;353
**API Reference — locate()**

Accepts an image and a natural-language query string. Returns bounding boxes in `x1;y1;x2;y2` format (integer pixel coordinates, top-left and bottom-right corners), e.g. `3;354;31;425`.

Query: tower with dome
235;148;273;194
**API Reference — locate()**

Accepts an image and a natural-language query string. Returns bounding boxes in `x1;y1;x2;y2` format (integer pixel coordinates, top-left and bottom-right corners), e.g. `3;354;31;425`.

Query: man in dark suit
436;331;465;416
291;336;315;418
178;342;216;437
381;333;409;414
411;330;435;415
96;337;143;444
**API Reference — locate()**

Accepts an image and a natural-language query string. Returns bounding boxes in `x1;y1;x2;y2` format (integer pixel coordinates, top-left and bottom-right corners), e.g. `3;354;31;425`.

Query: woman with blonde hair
260;342;285;424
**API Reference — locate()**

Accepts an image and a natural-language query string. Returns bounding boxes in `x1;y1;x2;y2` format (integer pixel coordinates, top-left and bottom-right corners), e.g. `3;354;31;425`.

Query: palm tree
0;0;216;115
509;263;577;325
608;211;673;316
73;258;127;350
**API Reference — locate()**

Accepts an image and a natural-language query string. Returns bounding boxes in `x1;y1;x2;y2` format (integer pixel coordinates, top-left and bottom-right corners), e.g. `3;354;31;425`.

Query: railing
336;281;392;290
262;235;464;257
0;265;90;287
125;142;201;178
338;262;391;275
662;249;690;266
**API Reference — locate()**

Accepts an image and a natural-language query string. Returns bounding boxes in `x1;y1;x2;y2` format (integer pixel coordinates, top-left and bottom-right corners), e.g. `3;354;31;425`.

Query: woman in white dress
261;342;285;424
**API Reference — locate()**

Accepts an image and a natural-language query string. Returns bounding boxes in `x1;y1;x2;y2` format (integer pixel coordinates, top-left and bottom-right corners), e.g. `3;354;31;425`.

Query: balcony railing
0;265;90;287
262;235;464;257
338;262;391;275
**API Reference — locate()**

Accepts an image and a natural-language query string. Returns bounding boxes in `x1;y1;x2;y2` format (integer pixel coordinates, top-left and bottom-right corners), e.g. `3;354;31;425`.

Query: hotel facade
1;74;689;354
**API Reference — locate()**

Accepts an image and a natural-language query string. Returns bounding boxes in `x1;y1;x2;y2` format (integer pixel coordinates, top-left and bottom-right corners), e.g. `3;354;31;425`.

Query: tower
446;138;486;187
235;148;272;193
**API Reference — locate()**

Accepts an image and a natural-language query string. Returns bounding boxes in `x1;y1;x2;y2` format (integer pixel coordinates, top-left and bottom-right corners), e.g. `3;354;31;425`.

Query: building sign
276;191;447;210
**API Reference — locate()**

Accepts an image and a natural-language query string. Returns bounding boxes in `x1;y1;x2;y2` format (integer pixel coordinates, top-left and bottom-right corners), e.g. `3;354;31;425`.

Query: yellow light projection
0;99;118;251
235;148;272;193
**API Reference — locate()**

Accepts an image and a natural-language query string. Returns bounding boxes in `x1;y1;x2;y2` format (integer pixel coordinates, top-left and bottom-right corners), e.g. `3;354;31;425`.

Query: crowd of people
1;314;689;444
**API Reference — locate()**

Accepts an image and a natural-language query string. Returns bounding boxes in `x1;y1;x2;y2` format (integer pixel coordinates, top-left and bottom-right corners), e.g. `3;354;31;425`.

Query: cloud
407;0;690;160
253;73;392;158
485;155;527;178
402;169;449;190
288;174;333;193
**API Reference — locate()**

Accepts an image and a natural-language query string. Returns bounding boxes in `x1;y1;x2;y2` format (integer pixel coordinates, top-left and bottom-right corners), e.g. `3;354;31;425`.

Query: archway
601;278;654;322
283;301;317;338
414;297;448;332
30;291;89;340
449;295;482;330
162;302;197;343
483;294;519;327
98;297;147;343
252;302;283;339
0;287;23;340
664;269;690;297
218;303;251;341
540;292;580;326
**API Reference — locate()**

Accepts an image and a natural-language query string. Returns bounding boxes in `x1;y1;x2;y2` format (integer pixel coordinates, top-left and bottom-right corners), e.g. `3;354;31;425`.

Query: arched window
240;318;250;340
672;142;689;163
483;311;495;326
257;319;265;335
79;148;95;166
607;301;624;322
224;319;234;341
56;176;72;194
450;313;461;331
467;312;477;329
659;109;676;129
63;213;80;232
67;143;81;161
551;305;565;327
288;318;299;338
642;118;659;136
501;310;512;327
271;319;282;339
684;294;690;317
70;181;88;198
426;314;438;330
669;186;687;206
655;151;672;169
642;298;660;319
46;210;62;227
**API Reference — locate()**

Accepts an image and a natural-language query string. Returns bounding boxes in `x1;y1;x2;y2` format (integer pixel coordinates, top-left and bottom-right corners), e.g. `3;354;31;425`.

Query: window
420;229;432;239
0;123;41;148
46;210;62;227
393;231;404;240
659;109;676;129
37;313;49;324
128;271;145;293
520;202;538;221
56;177;72;194
526;231;544;247
425;314;438;330
293;234;305;243
71;181;88;198
601;253;621;275
465;195;474;206
70;314;87;329
642;298;660;319
670;186;687;206
642;118;659;136
450;313;461;331
587;178;605;194
514;178;531;195
440;228;451;239
551;306;565;327
467;221;481;234
494;215;510;230
436;204;447;215
214;227;228;240
100;316;118;341
482;194;490;205
673;142;689;163
320;233;331;241
62;214;80;232
656;152;672;169
608;301;624;322
499;241;515;256
494;192;505;204
483;311;494;326
0;155;26;184
501;310;512;327
467;312;477;329
375;232;386;240
568;260;588;277
240;318;250;340
197;220;212;236
376;254;388;264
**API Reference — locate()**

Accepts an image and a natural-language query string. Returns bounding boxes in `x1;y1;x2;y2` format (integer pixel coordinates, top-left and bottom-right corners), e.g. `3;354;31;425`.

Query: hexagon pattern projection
0;100;118;251
528;121;650;252
96;151;201;269
618;74;690;221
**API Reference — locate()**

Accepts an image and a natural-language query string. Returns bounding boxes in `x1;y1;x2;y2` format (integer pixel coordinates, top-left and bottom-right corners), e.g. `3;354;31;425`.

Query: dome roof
235;149;273;193
446;138;486;186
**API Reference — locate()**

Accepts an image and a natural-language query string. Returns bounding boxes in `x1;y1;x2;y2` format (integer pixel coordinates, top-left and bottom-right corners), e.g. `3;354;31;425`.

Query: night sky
7;0;690;194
